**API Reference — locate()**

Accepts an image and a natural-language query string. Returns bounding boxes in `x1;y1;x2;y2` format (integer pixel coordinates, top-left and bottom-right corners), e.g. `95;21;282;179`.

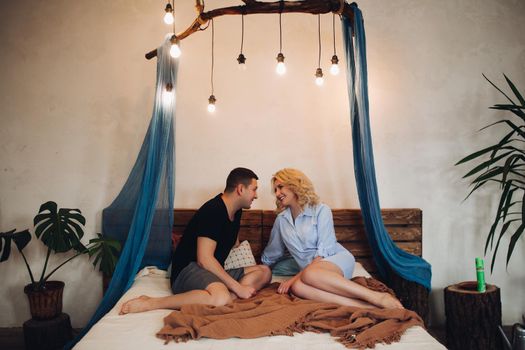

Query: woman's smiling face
273;179;298;208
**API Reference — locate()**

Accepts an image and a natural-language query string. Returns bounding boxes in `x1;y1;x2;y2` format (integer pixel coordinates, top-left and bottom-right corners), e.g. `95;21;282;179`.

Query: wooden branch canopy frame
145;0;354;60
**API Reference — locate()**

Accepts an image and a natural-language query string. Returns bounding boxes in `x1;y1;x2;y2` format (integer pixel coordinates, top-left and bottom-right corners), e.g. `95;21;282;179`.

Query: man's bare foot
376;292;404;309
119;295;153;315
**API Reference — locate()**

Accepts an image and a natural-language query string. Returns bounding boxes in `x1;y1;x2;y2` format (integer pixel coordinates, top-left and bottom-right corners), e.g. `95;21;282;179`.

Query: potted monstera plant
456;75;525;272
0;201;120;320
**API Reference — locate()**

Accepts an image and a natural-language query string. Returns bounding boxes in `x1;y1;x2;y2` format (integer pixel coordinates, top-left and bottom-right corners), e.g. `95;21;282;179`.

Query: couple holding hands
120;167;402;315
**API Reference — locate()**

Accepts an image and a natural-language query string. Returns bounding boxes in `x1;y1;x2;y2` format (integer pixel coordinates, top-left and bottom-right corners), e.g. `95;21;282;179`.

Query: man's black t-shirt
170;194;242;284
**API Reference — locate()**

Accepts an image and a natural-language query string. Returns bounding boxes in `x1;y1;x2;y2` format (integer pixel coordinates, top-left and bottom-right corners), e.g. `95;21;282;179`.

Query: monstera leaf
88;233;121;277
0;229;31;262
33;201;86;253
0;228;35;283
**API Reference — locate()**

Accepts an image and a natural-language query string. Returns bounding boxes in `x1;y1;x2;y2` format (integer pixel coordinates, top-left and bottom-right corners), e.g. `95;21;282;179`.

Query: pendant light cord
332;13;336;55
317;14;321;68
240;14;244;54
172;0;176;33
210;19;214;95
279;12;283;52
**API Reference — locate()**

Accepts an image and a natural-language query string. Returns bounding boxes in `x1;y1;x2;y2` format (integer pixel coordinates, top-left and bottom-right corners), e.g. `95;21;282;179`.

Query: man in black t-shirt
120;168;272;314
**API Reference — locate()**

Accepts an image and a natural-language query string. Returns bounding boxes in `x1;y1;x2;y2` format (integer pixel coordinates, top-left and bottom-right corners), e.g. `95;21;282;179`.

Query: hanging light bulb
207;20;216;113
169;36;181;58
207;95;216;113
275;11;286;76
163;83;174;106
330;55;340;75
237;53;247;71
315;68;324;86
314;15;323;86
330;14;340;76
276;53;286;75
163;3;174;25
237;15;247;71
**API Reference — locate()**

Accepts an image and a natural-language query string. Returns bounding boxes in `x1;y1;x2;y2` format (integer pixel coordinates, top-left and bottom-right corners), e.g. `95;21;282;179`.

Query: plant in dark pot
0;201;121;320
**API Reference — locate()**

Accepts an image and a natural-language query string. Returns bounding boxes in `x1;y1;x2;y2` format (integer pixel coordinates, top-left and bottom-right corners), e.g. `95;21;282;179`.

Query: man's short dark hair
224;167;258;193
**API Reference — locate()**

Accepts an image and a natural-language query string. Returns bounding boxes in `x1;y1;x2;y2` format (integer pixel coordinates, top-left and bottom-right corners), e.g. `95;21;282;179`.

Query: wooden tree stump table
444;281;502;350
23;313;73;350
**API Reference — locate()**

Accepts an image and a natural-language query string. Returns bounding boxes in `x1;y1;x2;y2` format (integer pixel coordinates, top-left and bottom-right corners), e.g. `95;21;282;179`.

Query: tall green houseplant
456;75;525;271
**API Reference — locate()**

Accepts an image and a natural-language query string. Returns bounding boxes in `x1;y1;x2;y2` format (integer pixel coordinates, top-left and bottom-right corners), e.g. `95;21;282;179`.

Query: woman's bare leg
299;261;403;309
119;282;232;314
290;278;375;308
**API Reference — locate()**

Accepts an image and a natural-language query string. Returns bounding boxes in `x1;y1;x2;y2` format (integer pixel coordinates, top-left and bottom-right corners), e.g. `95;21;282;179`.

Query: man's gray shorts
171;261;245;294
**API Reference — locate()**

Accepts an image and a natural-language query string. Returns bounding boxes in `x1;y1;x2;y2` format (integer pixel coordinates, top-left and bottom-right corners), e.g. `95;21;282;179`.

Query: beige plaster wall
0;0;524;328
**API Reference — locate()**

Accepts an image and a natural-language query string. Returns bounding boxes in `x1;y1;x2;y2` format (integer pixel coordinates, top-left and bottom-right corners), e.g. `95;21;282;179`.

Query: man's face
240;178;258;209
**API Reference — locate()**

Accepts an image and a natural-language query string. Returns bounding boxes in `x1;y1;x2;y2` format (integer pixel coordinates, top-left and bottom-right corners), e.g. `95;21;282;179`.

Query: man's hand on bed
234;284;256;299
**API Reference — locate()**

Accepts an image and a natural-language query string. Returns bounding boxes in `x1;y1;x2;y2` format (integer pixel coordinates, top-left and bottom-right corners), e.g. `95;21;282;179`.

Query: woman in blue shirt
262;168;402;309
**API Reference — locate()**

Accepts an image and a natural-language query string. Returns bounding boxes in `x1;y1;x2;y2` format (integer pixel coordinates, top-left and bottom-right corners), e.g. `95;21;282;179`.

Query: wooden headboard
173;208;422;278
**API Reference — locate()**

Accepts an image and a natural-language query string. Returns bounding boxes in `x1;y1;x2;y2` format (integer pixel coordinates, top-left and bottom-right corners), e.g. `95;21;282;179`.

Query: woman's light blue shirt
261;203;348;270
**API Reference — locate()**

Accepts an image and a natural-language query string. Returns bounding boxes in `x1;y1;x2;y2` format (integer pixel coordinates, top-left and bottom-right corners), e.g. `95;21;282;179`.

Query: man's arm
196;237;255;299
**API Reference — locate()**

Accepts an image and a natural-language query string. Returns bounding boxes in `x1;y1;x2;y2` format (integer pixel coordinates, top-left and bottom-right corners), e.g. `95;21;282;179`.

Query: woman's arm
277;257;322;294
277;271;301;294
261;218;286;266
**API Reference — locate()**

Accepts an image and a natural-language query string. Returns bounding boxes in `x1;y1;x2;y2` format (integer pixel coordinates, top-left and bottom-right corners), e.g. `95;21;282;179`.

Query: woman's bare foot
376;292;404;309
119;295;153;315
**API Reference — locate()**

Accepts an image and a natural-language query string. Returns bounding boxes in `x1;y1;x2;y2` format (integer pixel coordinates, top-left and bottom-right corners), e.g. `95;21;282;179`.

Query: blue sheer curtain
69;37;177;348
342;3;431;290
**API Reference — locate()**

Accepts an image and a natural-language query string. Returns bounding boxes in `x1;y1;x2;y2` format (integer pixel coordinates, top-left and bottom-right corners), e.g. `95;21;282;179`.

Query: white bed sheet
75;264;445;350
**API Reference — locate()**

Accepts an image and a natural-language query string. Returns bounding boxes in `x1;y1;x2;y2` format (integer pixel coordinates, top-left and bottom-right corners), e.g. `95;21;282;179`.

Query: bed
75;208;445;349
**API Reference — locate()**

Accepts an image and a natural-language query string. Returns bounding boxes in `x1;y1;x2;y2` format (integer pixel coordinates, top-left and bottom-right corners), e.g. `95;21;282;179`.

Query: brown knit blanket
157;277;424;349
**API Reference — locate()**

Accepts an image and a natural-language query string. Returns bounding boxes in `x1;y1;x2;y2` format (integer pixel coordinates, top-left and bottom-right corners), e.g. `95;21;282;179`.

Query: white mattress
75;265;445;350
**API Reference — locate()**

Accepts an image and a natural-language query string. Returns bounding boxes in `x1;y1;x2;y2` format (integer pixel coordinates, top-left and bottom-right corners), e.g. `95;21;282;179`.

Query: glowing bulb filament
162;90;174;106
276;62;286;75
164;12;174;25
330;64;340;76
170;43;181;58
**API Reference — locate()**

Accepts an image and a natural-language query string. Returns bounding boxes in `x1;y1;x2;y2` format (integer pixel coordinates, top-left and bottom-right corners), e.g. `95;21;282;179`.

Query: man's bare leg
119;282;231;314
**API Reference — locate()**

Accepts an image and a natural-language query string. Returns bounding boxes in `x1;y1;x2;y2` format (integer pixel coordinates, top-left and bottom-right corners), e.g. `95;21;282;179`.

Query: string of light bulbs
160;1;343;113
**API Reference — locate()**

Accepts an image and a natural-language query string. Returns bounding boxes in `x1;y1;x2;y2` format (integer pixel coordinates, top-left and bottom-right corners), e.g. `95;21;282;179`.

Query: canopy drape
68;37;177;348
342;3;432;290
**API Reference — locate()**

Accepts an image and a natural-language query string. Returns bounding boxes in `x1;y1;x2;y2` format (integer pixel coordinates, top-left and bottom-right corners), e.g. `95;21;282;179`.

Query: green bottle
475;257;486;292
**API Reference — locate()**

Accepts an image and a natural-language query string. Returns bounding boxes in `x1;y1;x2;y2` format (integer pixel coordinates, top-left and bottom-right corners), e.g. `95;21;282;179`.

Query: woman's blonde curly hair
272;168;320;212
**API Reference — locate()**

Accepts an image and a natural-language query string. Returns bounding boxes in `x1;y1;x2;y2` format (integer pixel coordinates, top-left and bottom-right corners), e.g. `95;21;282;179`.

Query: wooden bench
173;208;429;324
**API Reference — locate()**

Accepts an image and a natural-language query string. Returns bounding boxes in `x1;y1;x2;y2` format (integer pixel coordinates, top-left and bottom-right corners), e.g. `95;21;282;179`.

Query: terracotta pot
24;281;64;320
